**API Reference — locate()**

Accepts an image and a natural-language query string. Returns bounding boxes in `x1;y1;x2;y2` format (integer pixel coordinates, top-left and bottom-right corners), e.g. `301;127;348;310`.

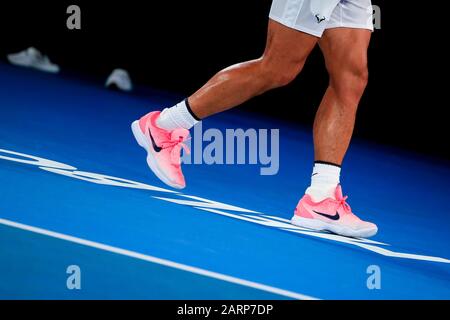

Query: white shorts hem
325;23;374;32
269;15;323;38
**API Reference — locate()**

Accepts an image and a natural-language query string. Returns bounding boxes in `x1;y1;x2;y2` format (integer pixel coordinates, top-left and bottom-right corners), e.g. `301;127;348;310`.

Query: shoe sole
131;120;184;189
291;215;378;238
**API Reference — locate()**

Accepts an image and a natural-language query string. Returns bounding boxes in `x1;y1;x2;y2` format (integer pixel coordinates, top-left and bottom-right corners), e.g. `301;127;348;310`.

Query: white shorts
269;0;374;37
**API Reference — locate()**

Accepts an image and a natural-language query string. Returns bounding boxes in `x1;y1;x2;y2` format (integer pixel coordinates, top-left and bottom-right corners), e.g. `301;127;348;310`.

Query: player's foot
291;185;378;238
131;111;189;189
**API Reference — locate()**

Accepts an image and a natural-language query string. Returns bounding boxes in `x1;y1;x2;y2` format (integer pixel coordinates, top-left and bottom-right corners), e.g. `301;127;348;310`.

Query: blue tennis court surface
0;61;449;299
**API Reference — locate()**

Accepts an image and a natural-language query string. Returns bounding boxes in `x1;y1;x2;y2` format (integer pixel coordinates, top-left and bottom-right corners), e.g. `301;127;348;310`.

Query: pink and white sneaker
131;111;190;189
291;185;378;238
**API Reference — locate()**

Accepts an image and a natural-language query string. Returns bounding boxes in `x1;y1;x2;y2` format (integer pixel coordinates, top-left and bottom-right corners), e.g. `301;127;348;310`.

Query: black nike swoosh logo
313;210;340;221
148;128;162;152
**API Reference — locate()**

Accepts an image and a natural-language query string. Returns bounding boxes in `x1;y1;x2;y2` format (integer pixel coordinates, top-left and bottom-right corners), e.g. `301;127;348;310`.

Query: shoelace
336;195;352;214
144;119;191;165
159;136;191;165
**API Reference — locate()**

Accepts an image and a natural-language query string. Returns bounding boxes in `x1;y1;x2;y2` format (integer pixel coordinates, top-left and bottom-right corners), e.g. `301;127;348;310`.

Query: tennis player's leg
292;0;378;238
132;18;317;188
292;28;377;238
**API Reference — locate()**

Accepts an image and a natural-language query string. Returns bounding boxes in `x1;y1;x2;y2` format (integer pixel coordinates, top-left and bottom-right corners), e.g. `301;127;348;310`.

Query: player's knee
353;66;369;94
331;64;368;105
271;69;299;88
259;58;304;89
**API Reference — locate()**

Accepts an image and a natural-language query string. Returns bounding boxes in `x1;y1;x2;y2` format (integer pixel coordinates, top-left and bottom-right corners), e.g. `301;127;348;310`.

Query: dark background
0;0;448;159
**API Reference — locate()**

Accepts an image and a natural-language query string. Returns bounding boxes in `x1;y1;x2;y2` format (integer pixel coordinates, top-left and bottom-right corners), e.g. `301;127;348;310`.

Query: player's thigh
319;28;371;78
262;19;318;70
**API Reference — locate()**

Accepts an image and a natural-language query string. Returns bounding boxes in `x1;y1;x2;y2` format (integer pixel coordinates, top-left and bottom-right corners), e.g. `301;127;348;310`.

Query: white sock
305;162;341;202
156;99;200;131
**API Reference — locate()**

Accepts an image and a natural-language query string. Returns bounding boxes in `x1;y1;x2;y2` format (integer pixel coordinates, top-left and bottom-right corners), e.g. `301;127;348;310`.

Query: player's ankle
305;161;341;202
156;98;200;131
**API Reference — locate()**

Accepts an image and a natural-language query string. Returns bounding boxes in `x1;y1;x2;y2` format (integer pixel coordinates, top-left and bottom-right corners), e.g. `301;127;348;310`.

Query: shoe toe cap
170;171;186;189
360;221;378;237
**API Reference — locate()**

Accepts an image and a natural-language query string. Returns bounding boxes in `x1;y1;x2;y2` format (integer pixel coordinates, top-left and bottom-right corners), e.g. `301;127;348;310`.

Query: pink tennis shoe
292;185;378;238
131;111;190;189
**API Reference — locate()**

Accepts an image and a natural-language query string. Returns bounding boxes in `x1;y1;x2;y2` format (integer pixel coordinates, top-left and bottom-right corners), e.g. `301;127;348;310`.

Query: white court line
0;217;318;300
